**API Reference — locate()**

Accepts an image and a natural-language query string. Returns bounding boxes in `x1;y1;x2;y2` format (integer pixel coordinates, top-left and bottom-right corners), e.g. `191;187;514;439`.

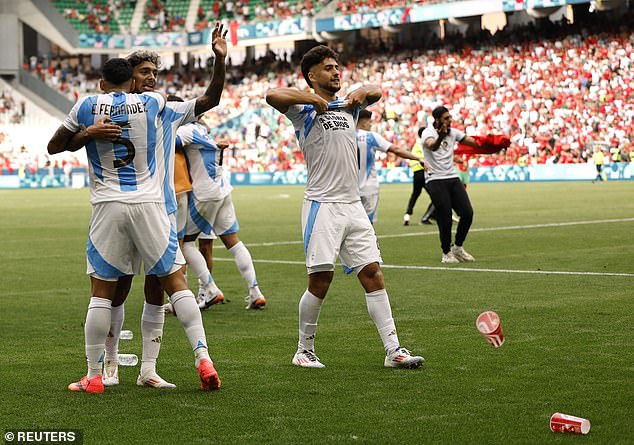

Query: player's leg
342;202;423;369
70;202;134;392
68;277;117;393
449;179;475;262
292;201;342;368
159;270;220;391
404;169;425;225
132;202;218;390
101;275;132;386
213;195;265;309
136;274;175;388
183;233;224;309
198;232;216;275
426;179;458;263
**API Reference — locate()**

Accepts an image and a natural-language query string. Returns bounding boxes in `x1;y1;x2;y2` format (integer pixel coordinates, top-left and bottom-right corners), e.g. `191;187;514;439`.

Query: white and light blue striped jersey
63;92;196;210
285;102;363;203
177;122;232;201
356;129;391;197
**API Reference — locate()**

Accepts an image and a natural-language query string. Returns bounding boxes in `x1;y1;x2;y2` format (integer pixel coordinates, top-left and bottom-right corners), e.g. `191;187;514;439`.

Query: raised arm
194;23;227;116
265;88;329;114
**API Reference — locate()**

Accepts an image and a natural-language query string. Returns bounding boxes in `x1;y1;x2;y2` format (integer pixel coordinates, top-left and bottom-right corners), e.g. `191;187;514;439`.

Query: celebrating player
47;57;224;393
266;45;424;369
175;111;266;310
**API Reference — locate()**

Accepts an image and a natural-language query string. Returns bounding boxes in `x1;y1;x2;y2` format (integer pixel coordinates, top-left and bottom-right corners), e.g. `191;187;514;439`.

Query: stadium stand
17;5;634;173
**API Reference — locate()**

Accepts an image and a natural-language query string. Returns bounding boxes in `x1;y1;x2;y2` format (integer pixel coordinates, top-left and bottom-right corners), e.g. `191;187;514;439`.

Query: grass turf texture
1;182;633;444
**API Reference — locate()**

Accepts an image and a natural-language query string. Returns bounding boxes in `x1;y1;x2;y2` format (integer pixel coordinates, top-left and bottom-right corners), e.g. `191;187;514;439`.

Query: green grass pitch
1;181;633;444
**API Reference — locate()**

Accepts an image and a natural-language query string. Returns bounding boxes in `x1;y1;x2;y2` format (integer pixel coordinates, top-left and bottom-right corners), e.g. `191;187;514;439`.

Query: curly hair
300;45;338;89
126;50;161;69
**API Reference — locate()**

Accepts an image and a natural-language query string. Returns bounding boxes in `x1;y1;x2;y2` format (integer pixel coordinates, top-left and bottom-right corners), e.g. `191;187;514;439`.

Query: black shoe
419;219;433;225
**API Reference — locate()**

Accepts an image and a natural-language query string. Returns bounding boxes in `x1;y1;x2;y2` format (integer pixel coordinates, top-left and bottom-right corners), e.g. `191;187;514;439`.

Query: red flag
229;20;239;46
456;134;510;155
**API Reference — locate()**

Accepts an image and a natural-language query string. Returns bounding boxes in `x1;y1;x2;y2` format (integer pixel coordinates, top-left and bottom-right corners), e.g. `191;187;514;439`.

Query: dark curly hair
300;45;339;89
101;58;132;85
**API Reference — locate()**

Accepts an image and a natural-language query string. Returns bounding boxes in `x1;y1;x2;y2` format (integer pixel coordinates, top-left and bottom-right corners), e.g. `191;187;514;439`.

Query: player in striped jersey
266;45;424;370
356;109;424;223
53;25;228;389
176;114;266;310
48;34;227;393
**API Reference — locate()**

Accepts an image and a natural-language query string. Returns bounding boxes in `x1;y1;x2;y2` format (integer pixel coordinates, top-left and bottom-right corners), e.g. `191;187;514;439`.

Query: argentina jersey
64;92;196;210
285;99;364;203
177;122;232;201
356;129;391;197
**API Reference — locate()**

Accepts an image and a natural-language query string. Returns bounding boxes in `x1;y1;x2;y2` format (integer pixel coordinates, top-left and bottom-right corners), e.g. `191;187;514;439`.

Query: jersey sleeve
451;128;466;142
168;99;197;126
421;127;436;145
142;92;166;112
370;132;392;153
176;124;195;148
285;104;316;143
62;98;84;132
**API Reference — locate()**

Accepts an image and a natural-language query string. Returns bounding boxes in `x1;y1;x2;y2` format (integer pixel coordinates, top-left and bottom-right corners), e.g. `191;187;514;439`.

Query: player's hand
418;158;425;168
437;122;449;139
216;137;230;150
311;94;329;114
211;22;228;59
345;87;367;108
87;117;122;142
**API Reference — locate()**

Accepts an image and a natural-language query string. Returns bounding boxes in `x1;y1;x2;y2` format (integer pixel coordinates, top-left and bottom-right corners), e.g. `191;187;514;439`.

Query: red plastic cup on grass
550;412;591;435
476;311;505;348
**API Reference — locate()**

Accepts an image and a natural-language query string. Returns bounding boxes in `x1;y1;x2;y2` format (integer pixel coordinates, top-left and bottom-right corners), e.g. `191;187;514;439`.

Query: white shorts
186;193;239;237
302;200;382;274
86;201;185;280
198;231;217;240
361;193;379;223
176;192;188;239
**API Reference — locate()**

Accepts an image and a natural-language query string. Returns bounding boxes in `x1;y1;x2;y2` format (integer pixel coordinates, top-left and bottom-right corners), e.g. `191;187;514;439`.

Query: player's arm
346;84;381;108
388;145;424;165
460;136;481;148
265;88;329;114
65;117;123;152
194;22;227;116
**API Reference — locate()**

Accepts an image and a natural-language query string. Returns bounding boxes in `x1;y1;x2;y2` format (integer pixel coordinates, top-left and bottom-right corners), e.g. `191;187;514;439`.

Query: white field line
243;217;634;247
212;258;634;278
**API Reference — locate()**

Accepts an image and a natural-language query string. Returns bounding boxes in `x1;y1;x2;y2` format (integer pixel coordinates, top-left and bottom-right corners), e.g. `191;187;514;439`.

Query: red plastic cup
476;311;505;348
550;412;591;435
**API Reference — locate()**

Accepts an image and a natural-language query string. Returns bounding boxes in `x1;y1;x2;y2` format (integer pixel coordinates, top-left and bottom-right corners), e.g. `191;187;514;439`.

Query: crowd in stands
336;0;457;15
19;10;634;174
144;0;186;32
0;92;25;125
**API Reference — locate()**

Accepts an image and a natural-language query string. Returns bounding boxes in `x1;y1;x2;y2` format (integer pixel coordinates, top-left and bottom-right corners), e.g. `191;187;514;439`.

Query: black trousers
406;170;434;216
426;178;473;254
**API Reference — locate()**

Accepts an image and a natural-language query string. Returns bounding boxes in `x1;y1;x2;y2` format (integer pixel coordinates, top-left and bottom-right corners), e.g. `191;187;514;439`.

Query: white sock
365;289;400;354
141;302;165;375
104;303;124;363
170;289;210;366
228;241;261;295
298;290;323;352
85;297;112;378
183;241;216;290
